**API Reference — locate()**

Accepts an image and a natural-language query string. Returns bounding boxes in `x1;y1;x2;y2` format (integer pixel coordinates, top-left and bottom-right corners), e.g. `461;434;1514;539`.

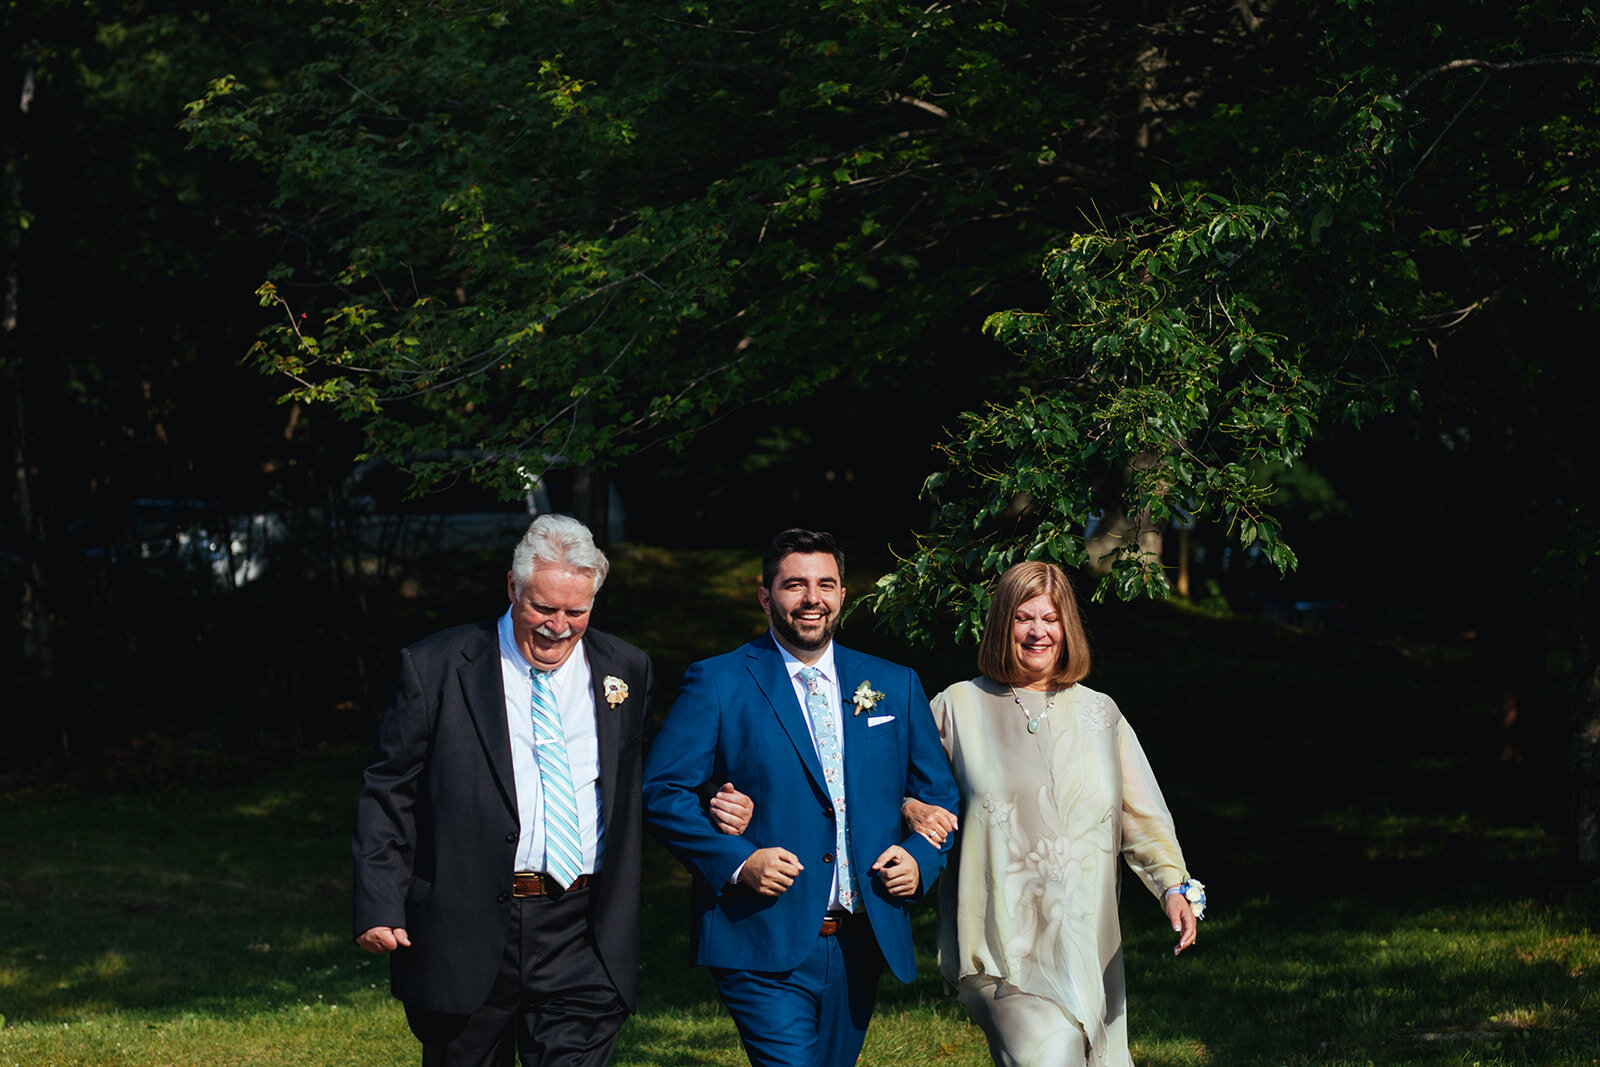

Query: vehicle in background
75;498;289;591
70;454;624;592
339;452;625;561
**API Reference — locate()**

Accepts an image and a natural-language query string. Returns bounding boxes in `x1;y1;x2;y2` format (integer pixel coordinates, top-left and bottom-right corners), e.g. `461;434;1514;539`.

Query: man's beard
769;604;838;652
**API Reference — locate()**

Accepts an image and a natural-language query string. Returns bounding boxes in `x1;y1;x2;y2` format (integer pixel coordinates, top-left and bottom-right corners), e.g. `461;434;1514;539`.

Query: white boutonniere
603;676;629;708
851;680;885;716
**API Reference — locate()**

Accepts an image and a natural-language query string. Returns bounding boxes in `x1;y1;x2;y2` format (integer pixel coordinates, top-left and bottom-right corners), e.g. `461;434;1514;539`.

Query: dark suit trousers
404;884;628;1067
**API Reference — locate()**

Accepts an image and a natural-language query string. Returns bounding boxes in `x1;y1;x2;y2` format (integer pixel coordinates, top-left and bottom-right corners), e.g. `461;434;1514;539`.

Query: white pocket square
867;715;895;727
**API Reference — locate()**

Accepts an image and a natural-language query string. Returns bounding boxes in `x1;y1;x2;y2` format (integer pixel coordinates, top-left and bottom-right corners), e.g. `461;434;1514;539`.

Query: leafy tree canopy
867;5;1600;643
183;0;1598;636
181;0;1303;496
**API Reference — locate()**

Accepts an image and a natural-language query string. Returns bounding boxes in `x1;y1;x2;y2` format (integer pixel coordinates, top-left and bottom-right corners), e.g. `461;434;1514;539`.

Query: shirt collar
774;636;838;685
498;606;587;686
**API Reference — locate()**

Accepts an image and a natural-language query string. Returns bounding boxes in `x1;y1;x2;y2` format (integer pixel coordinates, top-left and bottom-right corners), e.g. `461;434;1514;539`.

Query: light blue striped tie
799;667;859;912
529;668;583;889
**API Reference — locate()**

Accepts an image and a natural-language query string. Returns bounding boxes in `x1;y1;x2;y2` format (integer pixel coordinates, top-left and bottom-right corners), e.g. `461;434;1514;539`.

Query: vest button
823;852;835;863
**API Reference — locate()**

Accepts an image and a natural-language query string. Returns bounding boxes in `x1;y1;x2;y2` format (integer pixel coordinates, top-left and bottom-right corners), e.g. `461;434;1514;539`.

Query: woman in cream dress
906;561;1204;1067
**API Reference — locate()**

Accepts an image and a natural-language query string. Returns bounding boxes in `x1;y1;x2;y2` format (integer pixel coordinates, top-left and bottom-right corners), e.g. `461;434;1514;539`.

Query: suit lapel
746;635;828;792
459;622;517;815
833;645;871;800
584;633;622;830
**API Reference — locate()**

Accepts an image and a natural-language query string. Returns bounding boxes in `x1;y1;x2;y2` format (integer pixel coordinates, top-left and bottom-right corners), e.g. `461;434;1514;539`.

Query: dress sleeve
1116;713;1191;904
930;688;956;763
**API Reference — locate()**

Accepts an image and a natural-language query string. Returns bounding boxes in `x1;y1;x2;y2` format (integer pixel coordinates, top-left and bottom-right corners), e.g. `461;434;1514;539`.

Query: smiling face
506;565;596;672
758;551;844;663
1011;593;1065;689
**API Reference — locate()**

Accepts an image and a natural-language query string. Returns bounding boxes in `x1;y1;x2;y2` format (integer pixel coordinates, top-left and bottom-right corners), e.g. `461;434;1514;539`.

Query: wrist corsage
1165;878;1207;921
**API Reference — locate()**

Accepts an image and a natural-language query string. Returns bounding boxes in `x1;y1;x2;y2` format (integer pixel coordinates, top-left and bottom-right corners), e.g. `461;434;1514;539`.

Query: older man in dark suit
352;513;652;1066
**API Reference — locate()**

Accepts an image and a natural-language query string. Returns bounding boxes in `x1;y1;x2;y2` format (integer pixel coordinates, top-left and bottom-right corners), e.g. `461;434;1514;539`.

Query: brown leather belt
512;872;592;897
819;912;850;937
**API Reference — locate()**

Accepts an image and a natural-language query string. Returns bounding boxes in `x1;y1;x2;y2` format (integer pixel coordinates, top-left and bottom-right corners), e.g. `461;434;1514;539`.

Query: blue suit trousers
712;914;884;1067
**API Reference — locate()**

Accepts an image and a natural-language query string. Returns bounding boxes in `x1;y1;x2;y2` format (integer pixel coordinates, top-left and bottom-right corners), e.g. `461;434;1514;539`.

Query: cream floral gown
933;677;1194;1067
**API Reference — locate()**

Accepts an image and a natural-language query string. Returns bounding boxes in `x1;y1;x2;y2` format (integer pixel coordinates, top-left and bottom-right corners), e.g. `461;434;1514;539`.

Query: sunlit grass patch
858;1004;990;1064
0;997;417;1067
1121;891;1600;1066
229;790;314;818
614;1003;748;1066
1130;1035;1212;1066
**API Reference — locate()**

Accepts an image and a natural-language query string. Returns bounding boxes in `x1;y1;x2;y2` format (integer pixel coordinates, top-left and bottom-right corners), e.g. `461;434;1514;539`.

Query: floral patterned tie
798;666;859;912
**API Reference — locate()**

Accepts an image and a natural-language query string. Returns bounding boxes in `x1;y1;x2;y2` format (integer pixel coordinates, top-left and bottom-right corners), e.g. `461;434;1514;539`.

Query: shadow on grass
0;747;377;1024
1124;889;1600;1065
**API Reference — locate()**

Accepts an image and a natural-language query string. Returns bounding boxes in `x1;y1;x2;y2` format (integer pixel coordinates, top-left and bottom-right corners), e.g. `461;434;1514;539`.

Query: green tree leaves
185;1;1303;501
870;12;1600;637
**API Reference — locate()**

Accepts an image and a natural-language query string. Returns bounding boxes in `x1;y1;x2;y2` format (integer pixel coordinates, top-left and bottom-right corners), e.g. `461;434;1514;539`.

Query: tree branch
1399;52;1600;98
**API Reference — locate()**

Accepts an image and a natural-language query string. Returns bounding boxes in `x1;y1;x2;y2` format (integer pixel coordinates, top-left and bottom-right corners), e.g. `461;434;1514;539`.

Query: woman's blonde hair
976;561;1091;687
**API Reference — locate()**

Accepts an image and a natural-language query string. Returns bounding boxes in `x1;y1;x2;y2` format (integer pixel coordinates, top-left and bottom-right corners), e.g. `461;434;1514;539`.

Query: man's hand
739;847;803;896
709;782;753;835
901;798;958;847
870;845;920;897
356;926;411;954
1165;893;1198;955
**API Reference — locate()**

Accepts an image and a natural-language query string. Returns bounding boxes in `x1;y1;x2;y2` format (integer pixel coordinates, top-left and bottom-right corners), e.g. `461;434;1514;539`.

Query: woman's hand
901;798;958;847
1165;892;1198;955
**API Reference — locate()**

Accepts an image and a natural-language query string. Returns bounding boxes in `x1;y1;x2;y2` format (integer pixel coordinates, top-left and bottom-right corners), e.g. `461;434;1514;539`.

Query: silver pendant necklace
1010;686;1056;734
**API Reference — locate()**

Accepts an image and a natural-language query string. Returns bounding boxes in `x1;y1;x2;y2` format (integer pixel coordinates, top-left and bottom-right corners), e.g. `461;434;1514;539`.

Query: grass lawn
2;546;1597;1065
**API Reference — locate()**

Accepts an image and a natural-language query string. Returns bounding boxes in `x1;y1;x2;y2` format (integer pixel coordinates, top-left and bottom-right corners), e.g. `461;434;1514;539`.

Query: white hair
510;514;609;594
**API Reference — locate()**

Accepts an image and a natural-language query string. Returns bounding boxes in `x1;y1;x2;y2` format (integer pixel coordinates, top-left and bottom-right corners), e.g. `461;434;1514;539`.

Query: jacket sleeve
351;648;432;938
896;669;961;894
641;659;757;890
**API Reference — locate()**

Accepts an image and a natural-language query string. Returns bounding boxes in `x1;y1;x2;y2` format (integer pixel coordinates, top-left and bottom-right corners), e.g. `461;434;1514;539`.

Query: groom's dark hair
761;528;846;589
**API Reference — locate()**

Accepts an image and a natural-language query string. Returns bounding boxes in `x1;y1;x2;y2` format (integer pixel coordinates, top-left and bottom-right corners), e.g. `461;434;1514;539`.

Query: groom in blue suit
643;528;959;1066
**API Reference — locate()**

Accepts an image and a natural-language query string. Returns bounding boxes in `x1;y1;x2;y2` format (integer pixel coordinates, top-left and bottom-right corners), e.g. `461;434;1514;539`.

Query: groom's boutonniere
851;680;885;716
603;676;629;708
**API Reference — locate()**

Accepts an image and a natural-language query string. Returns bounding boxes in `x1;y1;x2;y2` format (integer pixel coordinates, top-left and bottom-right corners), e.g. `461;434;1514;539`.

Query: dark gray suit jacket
352;619;652;1014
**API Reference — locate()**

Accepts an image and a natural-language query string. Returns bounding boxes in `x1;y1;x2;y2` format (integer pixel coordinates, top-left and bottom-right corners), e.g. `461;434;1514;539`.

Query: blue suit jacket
642;633;958;982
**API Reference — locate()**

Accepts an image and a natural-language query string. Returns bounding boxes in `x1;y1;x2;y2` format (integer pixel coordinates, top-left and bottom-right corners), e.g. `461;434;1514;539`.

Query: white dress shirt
497;608;604;875
774;640;852;911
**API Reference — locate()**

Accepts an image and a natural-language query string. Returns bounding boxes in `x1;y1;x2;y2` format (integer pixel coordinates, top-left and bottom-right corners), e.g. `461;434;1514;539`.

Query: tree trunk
1084;455;1167;579
1084;504;1165;578
6;57;62;757
571;464;610;550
